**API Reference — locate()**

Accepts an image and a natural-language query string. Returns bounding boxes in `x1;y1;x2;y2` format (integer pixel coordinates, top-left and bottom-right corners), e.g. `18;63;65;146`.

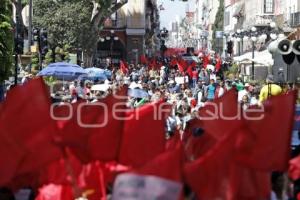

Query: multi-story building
224;0;298;56
97;0;160;66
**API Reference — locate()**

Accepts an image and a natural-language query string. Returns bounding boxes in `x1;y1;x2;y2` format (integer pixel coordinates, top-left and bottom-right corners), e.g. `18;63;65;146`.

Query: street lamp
251;26;257;80
105;30;119;67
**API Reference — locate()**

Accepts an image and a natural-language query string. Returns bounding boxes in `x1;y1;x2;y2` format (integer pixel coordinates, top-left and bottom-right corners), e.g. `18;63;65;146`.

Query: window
224;11;230;26
264;0;274;14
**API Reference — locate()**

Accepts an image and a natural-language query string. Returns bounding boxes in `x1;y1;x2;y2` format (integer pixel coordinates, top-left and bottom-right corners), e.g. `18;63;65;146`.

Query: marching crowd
5;56;300;200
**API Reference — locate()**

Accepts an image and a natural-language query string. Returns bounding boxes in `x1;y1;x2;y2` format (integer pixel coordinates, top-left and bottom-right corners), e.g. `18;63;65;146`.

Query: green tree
0;0;14;100
32;0;128;67
212;0;224;52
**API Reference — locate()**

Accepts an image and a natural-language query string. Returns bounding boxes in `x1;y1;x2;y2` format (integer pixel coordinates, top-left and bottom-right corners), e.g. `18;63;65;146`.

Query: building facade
97;0;160;66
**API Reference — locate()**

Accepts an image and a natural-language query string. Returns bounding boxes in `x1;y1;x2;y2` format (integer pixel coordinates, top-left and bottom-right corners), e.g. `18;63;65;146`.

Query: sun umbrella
37;62;86;80
128;88;149;99
84;67;112;81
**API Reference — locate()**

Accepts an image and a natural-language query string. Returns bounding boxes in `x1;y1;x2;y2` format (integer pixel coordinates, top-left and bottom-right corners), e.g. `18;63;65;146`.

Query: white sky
157;0;196;30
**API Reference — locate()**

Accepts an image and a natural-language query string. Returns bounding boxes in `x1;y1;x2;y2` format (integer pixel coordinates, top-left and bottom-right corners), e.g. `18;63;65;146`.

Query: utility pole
28;0;32;53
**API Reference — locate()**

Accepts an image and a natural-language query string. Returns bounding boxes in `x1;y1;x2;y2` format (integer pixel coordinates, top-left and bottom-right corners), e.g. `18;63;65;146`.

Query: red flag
215;56;222;72
0;133;25;185
134;144;184;183
120;60;128;74
56;87;127;163
198;89;242;140
177;60;185;73
202;54;210;68
118;100;172;167
236;91;296;171
140;55;148;64
289;155;300;180
170;58;178;67
0;78;61;178
88;87;128;161
184;130;271;200
187;65;193;78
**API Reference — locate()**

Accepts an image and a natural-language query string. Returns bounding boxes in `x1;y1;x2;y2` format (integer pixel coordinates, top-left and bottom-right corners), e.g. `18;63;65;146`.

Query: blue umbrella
83;67;108;81
38;62;86;80
128;88;149;99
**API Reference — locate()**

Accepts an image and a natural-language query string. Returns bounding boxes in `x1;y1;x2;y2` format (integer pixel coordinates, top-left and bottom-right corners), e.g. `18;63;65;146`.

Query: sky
157;0;196;30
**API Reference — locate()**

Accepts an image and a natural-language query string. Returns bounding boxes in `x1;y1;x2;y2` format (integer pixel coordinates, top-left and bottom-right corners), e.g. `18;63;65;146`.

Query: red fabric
215;56;222;72
185;133;216;161
198;89;242;140
237;91;296;171
140;55;148;64
120;60;129;74
289;155;300;180
88;87;128;162
184;130;271;200
0;134;25;186
118;101;171;167
192;71;198;79
35;184;74;200
166;131;181;151
170;58;178;66
56;87;127;163
135;144;184;183
187;66;193;78
202;54;210;68
177;59;187;73
0;78;61;179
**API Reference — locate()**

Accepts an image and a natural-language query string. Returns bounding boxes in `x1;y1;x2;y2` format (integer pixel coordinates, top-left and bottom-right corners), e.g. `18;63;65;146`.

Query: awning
233;2;245;18
233;50;274;66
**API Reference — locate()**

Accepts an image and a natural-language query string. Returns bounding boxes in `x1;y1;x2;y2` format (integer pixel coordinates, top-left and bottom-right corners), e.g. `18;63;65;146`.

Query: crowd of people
7;55;300;200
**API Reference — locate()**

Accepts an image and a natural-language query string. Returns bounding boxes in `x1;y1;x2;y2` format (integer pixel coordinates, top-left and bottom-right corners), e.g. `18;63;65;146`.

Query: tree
212;0;224;52
33;0;128;67
0;0;14;101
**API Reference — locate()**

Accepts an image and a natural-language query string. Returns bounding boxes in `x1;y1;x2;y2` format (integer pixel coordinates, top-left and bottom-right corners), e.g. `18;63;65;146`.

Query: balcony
290;12;300;27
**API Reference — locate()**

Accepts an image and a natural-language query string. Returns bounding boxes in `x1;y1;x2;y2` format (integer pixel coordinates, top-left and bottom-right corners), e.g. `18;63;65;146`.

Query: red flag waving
88;87;128;162
0;78;61;179
140;55;148;64
289;155;300;180
202;54;210;68
120;60;129;74
215;56;222;72
118;100;172;167
237;91;297;171
198;89;242;140
135;144;184;183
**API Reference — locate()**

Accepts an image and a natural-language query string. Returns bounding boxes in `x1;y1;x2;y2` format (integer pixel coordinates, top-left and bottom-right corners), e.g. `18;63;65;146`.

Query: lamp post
105;30;119;68
251;26;257;80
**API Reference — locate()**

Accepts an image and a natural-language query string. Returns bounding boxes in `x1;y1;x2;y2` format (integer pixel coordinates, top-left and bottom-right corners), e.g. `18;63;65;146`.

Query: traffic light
33;28;40;43
227;41;233;55
40;29;48;57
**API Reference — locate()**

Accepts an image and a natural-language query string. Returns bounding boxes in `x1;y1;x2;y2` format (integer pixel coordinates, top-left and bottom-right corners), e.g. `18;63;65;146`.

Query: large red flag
184;130;271;200
0;78;61;178
55;87;127;163
236;91;296;171
135;144;184;183
88;87;128;161
198;89;242;140
118;100;172;167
